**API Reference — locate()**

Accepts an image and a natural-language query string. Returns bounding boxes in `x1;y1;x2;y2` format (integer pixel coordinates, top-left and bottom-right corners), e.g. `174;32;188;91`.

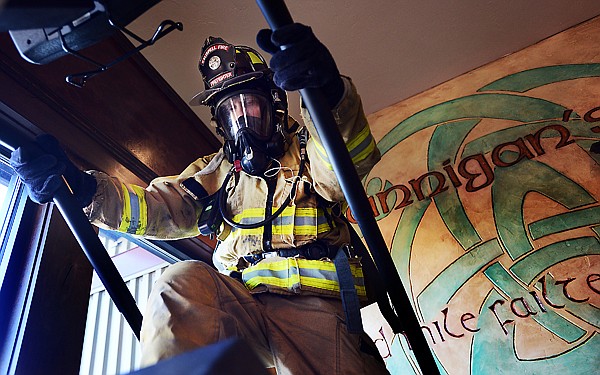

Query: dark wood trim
0;31;221;182
110;33;221;151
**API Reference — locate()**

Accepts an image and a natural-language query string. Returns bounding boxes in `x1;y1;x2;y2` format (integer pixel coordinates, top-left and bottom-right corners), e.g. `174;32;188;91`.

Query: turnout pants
140;260;389;375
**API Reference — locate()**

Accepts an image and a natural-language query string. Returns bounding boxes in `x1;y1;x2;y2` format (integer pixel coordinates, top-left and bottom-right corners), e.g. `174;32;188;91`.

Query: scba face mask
217;92;272;141
216;91;285;176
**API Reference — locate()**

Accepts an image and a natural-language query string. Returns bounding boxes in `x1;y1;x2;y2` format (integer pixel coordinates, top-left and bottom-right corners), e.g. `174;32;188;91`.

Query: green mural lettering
463;119;600;157
484;263;586;342
588;274;600;295
524;124;576;155
584;106;600;122
378;94;569;156
428;119;482;250
542;273;600;329
409;171;448;200
490;137;536;167
472;290;599;374
457;153;495;192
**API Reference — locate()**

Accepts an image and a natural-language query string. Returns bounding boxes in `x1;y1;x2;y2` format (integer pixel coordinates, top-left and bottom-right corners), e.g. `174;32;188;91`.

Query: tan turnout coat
84;78;380;293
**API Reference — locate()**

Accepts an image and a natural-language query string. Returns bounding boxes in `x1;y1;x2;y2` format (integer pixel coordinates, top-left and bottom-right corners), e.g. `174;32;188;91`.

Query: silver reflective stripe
237;216;262;224
298;267;337;280
316;214;329;226
349;133;374;159
293;215;316;226
242;263;364;286
127;190;139;234
272;215;294;226
243;266;298;280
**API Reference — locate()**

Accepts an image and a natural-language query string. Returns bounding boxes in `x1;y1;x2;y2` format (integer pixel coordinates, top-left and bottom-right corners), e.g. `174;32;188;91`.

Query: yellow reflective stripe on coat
230;206;334;238
312;124;376;170
242;257;366;297
317;207;335;233
229;208;265;237
270;206;295;236
118;183;148;235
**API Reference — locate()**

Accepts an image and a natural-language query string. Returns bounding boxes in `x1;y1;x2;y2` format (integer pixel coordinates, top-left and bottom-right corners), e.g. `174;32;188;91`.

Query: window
80;229;169;375
0;140;32;374
0;144;25;290
0;147;19;259
0;132;181;375
0;154;11;203
0;128;93;375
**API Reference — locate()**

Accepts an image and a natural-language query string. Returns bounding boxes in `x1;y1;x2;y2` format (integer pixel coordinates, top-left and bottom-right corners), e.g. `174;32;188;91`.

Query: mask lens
216;93;272;141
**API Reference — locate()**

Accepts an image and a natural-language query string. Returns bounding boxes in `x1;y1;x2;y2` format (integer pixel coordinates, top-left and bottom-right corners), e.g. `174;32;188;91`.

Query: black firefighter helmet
190;36;288;176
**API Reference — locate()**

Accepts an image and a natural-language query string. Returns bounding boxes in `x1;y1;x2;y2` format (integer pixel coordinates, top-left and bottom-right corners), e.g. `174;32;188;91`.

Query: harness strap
243;241;350;265
342;216;404;334
334;245;364;334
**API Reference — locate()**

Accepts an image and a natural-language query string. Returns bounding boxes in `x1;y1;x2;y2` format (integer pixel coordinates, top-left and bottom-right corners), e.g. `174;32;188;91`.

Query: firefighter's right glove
256;23;345;109
9;134;97;208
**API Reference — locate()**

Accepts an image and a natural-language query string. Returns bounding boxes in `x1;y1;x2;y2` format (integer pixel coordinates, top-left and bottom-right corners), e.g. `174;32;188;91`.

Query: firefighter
10;23;388;374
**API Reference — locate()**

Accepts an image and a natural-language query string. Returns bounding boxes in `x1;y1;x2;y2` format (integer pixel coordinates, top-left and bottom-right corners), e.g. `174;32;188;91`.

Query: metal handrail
254;1;440;373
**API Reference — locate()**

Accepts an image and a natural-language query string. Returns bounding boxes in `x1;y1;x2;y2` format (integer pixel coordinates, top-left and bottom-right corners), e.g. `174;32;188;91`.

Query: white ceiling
128;0;600;132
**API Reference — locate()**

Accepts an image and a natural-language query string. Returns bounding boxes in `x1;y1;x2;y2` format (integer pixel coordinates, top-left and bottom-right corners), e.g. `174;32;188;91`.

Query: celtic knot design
365;64;600;374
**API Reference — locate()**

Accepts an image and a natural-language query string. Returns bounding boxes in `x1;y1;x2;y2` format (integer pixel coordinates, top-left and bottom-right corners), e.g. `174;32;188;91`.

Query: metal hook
63;18;183;87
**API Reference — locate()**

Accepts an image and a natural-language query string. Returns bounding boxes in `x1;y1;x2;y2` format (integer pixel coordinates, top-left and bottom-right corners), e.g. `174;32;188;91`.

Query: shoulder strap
180;177;209;201
343;215;404;333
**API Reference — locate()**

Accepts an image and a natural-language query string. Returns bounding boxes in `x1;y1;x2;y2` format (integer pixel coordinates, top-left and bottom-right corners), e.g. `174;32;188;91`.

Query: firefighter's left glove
257;23;345;109
10;134;97;208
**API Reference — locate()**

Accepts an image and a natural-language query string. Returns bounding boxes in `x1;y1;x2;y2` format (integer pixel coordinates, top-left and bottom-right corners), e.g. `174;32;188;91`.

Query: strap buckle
242;251;278;266
241;242;354;267
263;251;278;260
340;243;356;258
304;242;331;259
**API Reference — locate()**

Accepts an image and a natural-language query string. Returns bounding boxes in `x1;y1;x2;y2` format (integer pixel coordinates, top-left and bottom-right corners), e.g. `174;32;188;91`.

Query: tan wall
361;16;600;375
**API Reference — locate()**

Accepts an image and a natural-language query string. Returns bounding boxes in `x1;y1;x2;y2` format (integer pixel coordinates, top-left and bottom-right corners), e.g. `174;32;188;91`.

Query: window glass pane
80;229;169;375
0;150;19;265
0;156;14;229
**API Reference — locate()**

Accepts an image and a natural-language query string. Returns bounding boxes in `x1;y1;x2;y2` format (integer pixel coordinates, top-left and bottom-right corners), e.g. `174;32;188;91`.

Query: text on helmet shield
201;44;230;65
209;71;234;87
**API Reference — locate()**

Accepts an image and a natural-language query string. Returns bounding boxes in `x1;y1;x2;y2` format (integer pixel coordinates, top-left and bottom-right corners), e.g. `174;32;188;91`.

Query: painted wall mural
360;17;600;374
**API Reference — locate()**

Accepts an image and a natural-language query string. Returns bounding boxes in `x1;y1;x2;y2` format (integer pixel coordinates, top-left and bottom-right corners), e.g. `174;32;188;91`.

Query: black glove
9;134;97;208
257;23;345;108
